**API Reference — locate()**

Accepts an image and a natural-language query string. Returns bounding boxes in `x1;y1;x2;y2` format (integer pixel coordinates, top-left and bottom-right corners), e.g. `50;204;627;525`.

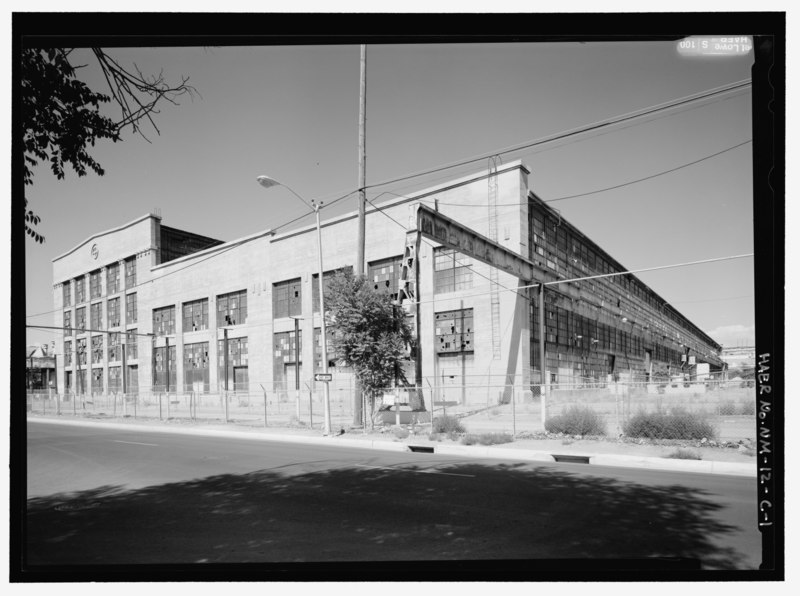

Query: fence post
308;384;313;428
133;394;137;419
511;383;516;436
541;371;549;432
159;393;162;421
224;390;229;423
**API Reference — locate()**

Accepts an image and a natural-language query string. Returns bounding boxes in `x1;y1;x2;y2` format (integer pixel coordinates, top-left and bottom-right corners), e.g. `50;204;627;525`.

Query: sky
22;38;757;350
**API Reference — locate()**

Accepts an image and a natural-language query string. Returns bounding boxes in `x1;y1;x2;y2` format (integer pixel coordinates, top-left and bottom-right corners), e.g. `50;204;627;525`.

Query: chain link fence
26;376;756;443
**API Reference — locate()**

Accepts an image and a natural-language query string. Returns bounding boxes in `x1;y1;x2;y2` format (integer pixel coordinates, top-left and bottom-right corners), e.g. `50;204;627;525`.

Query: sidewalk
26;412;756;477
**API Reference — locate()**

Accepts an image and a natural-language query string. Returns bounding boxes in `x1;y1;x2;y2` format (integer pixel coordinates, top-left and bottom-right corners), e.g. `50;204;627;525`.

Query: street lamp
257;175;333;435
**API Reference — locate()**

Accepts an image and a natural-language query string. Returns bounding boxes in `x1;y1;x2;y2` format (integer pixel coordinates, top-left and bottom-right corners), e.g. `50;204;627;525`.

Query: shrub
624;408;716;440
460;432;514;446
666;448;702;460
392;427;409;439
545;406;606;436
432;414;465;434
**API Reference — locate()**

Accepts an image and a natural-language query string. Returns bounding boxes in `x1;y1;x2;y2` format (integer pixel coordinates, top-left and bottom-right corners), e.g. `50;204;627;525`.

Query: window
368;257;403;299
217;290;247;327
64;311;72;336
153;305;176;336
126;329;138;360
434;248;472;294
62;282;71;307
312;267;351;313
184;298;209;332
273;331;302;391
75;277;85;303
434;309;474;353
108;367;122;393
107;263;120;295
153;345;177;391
313;327;336;372
218;337;248;391
109;332;121;362
76;338;87;365
273;278;301;319
91;335;104;364
90;270;102;299
91;368;104;394
184;342;209;392
64;341;72;366
274;330;302;365
107;297;121;328
90;302;103;330
126;293;138;324
125;257;136;288
76;307;86;332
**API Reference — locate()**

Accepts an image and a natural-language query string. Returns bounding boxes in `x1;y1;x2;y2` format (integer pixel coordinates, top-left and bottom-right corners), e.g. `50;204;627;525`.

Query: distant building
720;346;756;370
51;161;724;404
26;344;57;392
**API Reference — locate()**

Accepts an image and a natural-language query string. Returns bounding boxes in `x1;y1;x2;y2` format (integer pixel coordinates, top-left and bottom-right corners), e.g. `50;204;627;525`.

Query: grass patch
624;408;716;440
545;406;607;436
665;448;702;460
460;433;514;446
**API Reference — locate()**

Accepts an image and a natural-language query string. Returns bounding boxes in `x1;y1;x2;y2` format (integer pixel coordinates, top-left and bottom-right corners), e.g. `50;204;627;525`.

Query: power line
424;139;752;208
363;79;751;192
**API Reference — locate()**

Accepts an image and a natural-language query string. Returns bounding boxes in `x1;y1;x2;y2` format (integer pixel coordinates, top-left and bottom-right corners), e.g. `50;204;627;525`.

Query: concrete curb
28;417;755;477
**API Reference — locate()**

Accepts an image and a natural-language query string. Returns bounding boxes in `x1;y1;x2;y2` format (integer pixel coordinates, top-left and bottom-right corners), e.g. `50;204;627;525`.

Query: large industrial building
52;161;725;406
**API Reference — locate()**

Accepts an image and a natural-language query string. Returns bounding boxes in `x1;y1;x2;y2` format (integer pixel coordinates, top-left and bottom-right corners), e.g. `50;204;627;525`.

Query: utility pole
354;43;367;427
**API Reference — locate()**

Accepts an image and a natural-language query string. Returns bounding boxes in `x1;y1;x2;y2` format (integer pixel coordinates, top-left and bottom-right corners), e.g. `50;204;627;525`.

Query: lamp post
257;175;333;435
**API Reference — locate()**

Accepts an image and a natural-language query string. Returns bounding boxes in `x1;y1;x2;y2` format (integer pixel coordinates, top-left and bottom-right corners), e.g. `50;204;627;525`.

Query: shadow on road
26;460;754;574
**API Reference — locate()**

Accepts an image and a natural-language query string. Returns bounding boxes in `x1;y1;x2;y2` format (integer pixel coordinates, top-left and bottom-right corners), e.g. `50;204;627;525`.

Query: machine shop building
52;161;725;405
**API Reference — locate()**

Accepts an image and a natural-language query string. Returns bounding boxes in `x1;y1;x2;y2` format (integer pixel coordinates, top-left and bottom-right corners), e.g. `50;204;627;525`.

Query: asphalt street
25;420;762;573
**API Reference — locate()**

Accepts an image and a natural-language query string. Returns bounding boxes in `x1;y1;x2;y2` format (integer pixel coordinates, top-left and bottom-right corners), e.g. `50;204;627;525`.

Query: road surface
25;420;761;572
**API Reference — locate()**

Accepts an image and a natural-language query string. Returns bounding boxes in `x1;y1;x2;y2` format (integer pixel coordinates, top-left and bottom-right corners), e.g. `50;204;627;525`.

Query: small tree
325;270;418;423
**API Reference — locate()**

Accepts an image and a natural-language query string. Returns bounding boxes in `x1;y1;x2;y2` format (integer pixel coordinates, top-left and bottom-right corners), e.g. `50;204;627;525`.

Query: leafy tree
21;48;196;243
325;270;422;423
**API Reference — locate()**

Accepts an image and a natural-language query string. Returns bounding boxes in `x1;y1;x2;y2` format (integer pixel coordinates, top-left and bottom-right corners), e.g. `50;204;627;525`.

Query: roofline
151;160;531;269
52;213;160;263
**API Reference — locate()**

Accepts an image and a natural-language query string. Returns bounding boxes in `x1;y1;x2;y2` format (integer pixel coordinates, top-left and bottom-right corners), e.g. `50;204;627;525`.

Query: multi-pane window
125;257;136;289
313;327;336;372
153;305;176;336
75;277;85;303
184;298;209;332
90;302;103;330
217;290;247;327
108;367;122;393
90;270;102;299
76;338;87;365
108;332;121;362
184;342;210;392
62;282;71;307
274;330;302;365
76;307;86;332
91;368;103;394
126;329;138;360
126;293;137;324
154;345;177;391
434;309;474;354
107;297;121;328
312;268;351;313
273;278;301;319
107;263;120;294
368;256;403;299
91;335;104;364
218;337;248;391
434;248;473;294
64;311;72;336
64;340;72;366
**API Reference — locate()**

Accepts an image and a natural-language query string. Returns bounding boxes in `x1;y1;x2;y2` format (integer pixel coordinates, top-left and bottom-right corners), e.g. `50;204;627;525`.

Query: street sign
314;373;333;382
